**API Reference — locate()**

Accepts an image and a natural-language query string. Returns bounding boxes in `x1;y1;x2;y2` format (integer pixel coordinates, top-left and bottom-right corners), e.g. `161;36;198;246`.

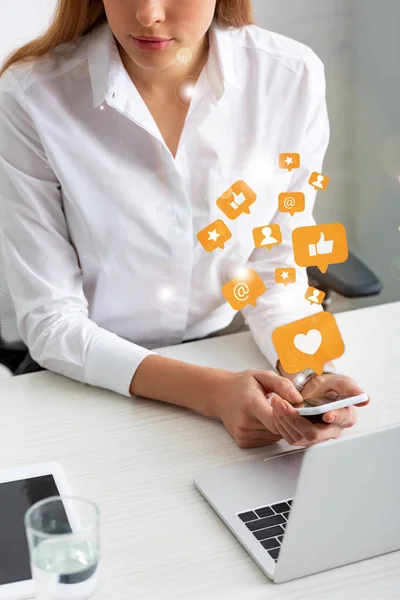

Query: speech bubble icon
279;153;301;172
309;171;330;191
278;192;305;217
305;286;326;306
197;219;232;252
272;311;345;375
292;222;348;274
253;224;282;250
274;268;296;286
222;268;266;310
216;180;257;220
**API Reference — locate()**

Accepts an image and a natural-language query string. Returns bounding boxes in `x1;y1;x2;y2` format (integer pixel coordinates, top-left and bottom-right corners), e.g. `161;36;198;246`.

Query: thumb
319;375;369;405
317;232;325;244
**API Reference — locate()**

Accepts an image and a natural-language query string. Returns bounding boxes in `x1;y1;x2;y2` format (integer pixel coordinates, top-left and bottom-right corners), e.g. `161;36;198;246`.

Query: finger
272;412;297;445
237;425;282;442
273;412;307;445
249;393;281;435
271;396;324;441
355;396;370;407
322;405;357;427
253;371;303;405
319;375;364;397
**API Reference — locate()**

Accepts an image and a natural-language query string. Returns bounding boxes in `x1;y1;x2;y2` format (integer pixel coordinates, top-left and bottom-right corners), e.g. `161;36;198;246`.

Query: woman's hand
213;369;304;449
271;373;370;447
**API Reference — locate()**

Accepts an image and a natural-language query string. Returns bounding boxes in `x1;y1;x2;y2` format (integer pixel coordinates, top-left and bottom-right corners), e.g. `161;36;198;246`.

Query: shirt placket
107;67;216;345
158;148;193;344
162;82;217;343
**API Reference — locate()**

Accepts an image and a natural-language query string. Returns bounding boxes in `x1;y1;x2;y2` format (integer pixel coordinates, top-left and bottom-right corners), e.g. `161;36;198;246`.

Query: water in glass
31;537;100;600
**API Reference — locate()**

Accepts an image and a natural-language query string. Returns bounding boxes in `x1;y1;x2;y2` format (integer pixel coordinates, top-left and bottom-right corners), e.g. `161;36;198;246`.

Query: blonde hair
0;0;253;76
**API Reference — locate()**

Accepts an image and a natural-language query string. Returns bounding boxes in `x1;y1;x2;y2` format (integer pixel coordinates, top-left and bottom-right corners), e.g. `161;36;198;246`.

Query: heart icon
293;329;322;355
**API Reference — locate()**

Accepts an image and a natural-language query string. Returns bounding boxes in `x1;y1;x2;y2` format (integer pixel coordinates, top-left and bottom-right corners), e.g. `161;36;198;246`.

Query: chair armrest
307;251;383;298
0;364;13;378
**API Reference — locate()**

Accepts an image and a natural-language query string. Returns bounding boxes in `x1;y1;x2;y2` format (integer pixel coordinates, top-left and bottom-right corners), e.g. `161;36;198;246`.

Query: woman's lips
132;37;173;52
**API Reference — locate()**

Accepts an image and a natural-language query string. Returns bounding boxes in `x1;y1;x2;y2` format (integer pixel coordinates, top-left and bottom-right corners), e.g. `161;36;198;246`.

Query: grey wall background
253;0;354;228
0;0;56;59
352;0;400;307
253;0;400;310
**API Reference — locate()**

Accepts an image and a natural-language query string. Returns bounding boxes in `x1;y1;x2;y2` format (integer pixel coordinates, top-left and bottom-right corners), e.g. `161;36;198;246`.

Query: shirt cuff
84;328;156;398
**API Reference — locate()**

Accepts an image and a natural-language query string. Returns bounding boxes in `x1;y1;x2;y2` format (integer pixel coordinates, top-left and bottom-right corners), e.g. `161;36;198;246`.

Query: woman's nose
135;0;166;28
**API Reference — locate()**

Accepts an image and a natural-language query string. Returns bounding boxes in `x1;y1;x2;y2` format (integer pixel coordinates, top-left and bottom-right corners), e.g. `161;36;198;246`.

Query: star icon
280;271;290;280
285;156;294;166
208;229;221;242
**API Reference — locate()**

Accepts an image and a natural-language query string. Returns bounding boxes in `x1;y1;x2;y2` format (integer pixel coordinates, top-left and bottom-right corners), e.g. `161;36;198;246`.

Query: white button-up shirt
0;20;328;398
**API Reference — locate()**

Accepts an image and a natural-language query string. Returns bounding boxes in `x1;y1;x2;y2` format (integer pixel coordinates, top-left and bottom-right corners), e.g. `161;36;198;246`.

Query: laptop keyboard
237;498;293;562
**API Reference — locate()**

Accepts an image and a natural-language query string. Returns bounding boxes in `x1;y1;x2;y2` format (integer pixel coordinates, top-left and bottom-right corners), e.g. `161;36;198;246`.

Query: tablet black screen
0;474;60;585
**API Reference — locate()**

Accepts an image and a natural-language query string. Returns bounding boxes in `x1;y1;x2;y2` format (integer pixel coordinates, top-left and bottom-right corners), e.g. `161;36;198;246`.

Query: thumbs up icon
230;191;246;210
308;233;334;257
292;223;348;274
216;180;257;220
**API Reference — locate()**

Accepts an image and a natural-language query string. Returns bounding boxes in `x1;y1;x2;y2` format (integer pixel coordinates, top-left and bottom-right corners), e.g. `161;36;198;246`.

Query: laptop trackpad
194;449;305;514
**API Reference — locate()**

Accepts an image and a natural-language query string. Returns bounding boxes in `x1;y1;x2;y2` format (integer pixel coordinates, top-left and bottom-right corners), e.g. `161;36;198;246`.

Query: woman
0;0;368;448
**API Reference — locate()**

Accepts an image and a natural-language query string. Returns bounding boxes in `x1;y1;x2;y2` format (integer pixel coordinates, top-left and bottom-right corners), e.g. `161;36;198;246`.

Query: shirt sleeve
0;69;155;397
240;53;330;371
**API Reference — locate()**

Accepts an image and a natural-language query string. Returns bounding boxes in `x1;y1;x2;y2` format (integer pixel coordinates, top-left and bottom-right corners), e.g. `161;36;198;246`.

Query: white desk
1;302;400;599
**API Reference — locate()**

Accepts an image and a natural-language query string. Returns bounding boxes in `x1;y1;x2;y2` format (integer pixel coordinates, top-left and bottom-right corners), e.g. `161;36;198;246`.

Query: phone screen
299;393;361;409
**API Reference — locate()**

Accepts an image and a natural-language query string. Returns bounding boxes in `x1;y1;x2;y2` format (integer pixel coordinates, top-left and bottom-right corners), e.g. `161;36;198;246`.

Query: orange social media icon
216;180;257;220
278;192;305;217
272;312;345;375
253;224;282;250
222;268;266;310
309;172;330;191
275;268;296;286
292;223;348;274
197;219;232;252
305;286;326;306
279;153;300;172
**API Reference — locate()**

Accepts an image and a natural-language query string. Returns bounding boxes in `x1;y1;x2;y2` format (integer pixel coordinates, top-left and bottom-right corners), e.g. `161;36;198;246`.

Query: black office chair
0;251;383;376
306;251;382;309
0;288;27;375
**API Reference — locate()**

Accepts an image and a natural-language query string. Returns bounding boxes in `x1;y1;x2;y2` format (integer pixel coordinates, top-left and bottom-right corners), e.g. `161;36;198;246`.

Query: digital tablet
0;461;72;600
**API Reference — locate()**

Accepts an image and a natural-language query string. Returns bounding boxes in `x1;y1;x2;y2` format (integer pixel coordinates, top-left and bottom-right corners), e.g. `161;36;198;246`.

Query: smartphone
295;393;369;424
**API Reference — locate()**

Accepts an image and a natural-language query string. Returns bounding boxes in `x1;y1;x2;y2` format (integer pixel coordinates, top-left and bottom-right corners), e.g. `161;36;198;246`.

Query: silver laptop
193;422;400;583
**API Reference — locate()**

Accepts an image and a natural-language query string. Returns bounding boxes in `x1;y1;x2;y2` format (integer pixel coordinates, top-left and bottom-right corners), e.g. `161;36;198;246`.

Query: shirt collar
207;21;241;100
88;21;116;108
87;19;240;109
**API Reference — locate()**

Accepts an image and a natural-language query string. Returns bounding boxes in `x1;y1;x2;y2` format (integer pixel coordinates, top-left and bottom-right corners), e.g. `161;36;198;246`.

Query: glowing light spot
151;279;181;309
176;47;193;65
175;77;197;106
221;260;249;283
234;267;251;280
158;286;175;303
99;105;105;111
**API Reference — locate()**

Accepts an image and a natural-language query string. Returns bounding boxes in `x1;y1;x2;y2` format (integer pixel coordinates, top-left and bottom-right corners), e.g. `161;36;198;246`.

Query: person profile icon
308;289;321;303
311;175;325;189
260;226;278;247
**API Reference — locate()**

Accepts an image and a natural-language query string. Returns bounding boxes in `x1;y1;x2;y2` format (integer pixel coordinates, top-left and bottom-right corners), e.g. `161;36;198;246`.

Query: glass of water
24;496;101;600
